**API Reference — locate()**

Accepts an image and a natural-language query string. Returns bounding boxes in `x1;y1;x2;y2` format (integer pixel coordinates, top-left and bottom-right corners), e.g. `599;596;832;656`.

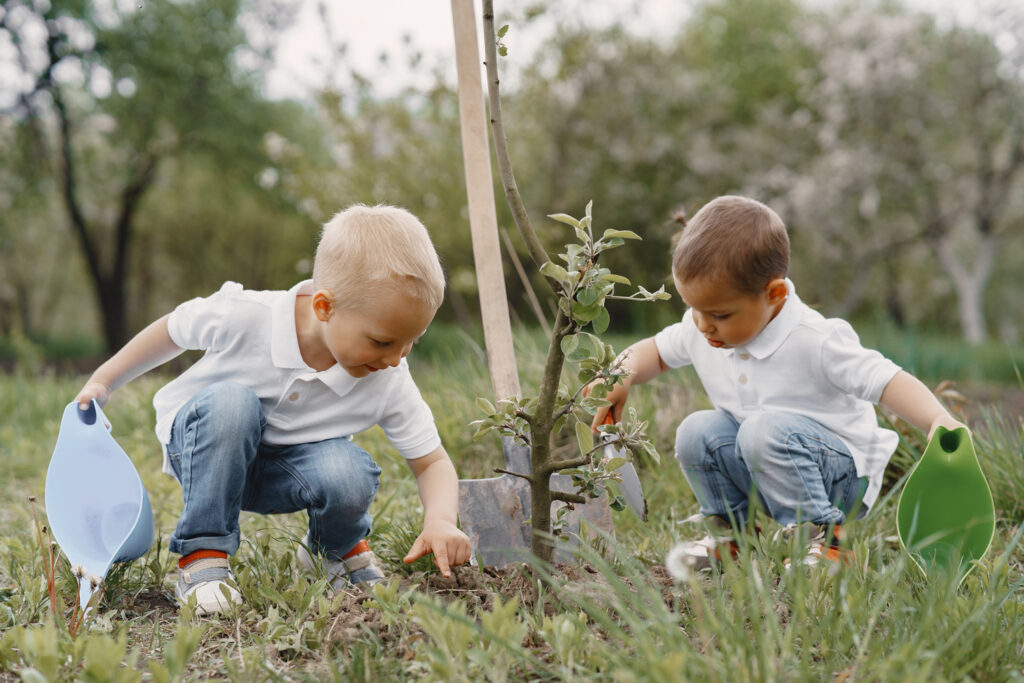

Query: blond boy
76;205;471;614
594;196;963;567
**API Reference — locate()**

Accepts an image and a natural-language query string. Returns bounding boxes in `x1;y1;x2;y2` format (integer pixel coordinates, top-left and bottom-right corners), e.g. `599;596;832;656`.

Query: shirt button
739;353;750;360
738;374;748;385
288;392;299;402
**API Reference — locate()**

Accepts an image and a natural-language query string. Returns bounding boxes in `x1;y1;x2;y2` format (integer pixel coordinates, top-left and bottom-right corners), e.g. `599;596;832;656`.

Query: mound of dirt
324;561;677;651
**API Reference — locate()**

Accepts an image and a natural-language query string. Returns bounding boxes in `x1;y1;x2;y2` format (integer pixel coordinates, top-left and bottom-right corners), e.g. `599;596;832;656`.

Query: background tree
0;0;298;351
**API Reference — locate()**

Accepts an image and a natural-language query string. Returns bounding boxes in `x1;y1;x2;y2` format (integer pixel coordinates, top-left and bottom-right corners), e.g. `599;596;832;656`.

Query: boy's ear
765;278;788;305
311;291;333;321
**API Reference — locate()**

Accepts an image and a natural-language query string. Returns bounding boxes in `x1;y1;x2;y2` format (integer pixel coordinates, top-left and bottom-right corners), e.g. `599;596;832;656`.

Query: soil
323;562;677;653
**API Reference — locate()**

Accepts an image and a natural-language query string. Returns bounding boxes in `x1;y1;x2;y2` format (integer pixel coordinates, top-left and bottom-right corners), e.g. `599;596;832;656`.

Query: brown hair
671;196;789;294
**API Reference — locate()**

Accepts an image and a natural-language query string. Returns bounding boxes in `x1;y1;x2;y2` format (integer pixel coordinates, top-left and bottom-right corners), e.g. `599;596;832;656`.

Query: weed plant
0;331;1022;679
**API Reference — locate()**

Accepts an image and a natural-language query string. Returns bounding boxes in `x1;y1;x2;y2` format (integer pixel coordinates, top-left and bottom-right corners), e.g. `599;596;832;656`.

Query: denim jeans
675;410;867;527
165;382;382;559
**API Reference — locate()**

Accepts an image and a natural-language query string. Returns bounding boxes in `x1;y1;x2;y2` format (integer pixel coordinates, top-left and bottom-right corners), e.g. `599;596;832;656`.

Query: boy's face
674;275;787;349
313;286;436;378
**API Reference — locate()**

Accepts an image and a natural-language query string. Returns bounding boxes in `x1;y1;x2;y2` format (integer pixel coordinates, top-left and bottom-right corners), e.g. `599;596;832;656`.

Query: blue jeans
165;382;382;559
675;410;867;527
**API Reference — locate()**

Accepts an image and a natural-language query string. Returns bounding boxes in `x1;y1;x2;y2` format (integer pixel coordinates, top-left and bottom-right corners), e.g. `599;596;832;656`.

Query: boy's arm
591;336;670;429
403;446;472;577
75;314;184;408
879;370;966;438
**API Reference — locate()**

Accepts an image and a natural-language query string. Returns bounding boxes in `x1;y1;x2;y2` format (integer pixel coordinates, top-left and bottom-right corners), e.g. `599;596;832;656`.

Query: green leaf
601;273;631;285
497;24;509;38
571;301;602;323
576;285;599;306
592;306;610;334
602;229;642;240
475;397;496;416
539;261;570;283
651;285;673;300
498;45;508;56
575;420;594;454
548;213;581;228
560;333;580;356
605;457;628;471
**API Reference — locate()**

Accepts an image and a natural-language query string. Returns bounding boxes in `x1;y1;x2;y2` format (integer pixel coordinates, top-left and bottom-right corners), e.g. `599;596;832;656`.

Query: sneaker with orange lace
174;549;242;616
298;538;386;591
779;523;854;571
667;515;748;573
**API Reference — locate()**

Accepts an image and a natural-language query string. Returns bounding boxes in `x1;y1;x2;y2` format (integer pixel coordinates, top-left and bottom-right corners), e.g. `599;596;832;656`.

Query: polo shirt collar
740;278;802;360
271;279;362;397
271;280;314;370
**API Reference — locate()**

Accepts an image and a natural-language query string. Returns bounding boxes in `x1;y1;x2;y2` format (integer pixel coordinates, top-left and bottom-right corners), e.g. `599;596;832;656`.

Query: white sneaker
298;539;386;591
175;557;242;616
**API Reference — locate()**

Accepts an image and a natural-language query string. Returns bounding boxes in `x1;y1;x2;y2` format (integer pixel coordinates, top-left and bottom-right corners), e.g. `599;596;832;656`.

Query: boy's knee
675;410;729;467
314;446;381;514
736;412;793;459
195;382;263;431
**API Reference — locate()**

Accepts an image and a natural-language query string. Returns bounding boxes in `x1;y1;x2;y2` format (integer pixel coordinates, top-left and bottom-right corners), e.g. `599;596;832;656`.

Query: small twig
494;468;533;483
542;455;590;475
551;491;587;505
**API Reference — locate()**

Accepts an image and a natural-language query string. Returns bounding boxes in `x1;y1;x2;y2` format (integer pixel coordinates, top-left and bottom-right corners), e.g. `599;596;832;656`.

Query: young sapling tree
470;2;670;561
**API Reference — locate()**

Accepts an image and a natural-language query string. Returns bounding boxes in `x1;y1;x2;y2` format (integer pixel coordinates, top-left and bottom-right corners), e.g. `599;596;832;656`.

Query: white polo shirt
653;279;901;509
152;281;442;475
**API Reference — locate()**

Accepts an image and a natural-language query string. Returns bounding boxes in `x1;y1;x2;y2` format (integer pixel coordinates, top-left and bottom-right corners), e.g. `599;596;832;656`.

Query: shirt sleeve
377;367;443;460
653;311;695;369
166;281;244;351
821;321;901;404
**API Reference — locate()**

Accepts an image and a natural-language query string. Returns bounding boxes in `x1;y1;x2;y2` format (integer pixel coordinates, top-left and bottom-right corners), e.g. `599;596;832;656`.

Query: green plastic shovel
896;425;994;584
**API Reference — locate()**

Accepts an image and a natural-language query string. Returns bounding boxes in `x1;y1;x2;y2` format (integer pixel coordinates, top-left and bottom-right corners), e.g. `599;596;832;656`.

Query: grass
0;326;1022;680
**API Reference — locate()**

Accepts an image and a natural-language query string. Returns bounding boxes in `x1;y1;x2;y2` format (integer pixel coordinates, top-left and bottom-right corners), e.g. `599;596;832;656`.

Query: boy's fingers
403;537;427;564
591;405;610;432
451;542;471;567
433;545;451;577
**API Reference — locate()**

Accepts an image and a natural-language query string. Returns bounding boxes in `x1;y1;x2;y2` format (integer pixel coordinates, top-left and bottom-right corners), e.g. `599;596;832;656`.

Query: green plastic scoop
896;426;994;584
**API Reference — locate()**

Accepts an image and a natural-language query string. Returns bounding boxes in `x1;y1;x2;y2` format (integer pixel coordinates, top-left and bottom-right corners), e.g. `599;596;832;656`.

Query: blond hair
672;196;789;294
313;204;445;311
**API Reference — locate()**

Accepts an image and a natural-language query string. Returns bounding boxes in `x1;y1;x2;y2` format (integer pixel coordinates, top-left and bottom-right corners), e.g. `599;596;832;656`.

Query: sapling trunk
480;1;666;563
482;2;573;562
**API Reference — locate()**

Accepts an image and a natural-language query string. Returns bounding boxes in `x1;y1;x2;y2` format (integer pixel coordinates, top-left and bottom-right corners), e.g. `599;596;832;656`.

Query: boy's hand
403;519;471;577
75;381;112;409
589;378;631;432
928;414;967;440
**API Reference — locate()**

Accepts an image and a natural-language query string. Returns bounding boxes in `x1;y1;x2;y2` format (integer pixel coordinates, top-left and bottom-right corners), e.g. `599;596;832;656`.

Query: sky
0;0;995;109
264;0;691;99
263;0;989;101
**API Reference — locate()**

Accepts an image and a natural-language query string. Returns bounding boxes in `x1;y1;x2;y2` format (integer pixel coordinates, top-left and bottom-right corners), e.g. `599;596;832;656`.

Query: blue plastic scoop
896;425;994;585
45;401;154;610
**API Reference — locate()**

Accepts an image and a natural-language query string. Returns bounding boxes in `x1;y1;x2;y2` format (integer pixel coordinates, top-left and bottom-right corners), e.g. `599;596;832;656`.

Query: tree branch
113;154;160;286
494;468;533;483
481;0;551;275
48;61;102;291
550;490;587;505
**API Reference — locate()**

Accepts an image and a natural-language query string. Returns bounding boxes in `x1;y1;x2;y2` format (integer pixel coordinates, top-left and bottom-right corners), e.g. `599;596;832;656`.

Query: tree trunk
933;234;995;345
529;309;571;561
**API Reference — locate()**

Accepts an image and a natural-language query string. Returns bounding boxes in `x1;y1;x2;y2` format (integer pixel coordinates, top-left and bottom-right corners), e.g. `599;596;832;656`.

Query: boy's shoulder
197;281;293;310
178;281;292;329
790;305;861;347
